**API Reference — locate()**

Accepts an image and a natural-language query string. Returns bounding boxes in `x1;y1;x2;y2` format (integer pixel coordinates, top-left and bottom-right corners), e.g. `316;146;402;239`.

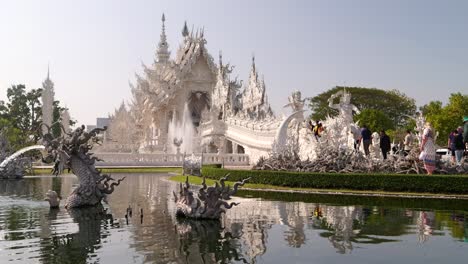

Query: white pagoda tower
41;67;55;135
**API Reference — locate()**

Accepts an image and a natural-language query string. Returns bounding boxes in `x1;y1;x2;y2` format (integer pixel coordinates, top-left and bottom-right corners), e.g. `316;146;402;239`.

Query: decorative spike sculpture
44;190;60;208
40;124;125;208
173;174;250;219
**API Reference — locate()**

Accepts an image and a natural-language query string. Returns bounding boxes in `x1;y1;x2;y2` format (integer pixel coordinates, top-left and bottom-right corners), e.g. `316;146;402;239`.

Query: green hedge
202;167;468;194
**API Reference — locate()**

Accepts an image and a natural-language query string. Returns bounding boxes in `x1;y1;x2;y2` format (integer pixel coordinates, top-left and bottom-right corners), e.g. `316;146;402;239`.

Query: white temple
41;67;55;135
101;15;383;166
106;14;283;162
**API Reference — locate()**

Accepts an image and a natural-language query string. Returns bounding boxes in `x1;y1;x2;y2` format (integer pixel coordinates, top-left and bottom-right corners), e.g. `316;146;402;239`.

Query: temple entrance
188;91;210;127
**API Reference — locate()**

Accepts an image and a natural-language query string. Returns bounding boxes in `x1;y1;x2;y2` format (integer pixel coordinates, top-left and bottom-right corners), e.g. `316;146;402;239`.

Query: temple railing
91;153;250;167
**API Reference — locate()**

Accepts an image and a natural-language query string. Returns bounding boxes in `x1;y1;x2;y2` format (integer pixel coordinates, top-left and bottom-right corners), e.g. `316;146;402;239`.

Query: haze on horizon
1;0;467;126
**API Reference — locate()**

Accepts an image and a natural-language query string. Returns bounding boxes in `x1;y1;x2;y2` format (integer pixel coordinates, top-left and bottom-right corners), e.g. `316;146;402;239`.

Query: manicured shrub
202;167;468;194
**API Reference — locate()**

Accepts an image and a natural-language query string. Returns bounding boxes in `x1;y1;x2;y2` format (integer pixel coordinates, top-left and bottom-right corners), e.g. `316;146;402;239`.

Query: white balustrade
92;152;250;166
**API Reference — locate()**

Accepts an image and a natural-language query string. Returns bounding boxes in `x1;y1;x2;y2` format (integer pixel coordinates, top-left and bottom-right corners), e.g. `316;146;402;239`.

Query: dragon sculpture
173;174;250;219
40;124;125;208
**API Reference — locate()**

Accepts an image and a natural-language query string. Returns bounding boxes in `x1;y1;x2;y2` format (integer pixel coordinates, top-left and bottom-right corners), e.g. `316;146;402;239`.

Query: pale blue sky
1;0;467;125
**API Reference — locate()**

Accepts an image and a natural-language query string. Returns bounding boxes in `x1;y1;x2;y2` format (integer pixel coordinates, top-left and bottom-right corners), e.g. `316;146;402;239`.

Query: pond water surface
0;173;467;264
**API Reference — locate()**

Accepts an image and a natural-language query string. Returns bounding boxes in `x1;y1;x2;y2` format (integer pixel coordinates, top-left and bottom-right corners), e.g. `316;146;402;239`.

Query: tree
421;93;468;146
0;118;24;151
1;84;75;150
309;86;417;128
354;109;394;132
4;84;43;144
52;100;64;137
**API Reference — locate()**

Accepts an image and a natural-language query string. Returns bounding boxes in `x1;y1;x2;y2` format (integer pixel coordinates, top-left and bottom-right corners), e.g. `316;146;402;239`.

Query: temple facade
107;14;275;155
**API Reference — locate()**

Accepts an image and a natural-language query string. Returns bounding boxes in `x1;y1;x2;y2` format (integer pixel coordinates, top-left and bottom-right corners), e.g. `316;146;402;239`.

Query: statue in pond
173;174;249;219
40;124;125;208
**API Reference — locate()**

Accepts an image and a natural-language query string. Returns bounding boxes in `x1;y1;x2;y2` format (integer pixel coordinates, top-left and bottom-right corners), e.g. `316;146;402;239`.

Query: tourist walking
380;130;391;160
463;116;468;146
403;130;413;156
420;122;436;175
447;129;457;164
313;120;323;141
361;125;372;156
454;127;465;165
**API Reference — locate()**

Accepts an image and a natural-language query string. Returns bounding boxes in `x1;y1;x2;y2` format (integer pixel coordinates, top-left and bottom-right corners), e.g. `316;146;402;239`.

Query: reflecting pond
0;173;467;264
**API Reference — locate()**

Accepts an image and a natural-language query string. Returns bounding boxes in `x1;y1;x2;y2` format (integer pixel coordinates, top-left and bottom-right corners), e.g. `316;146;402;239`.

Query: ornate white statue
327;90;360;125
414;112;426;145
371;132;381;159
321;89;361;150
284;90;305;112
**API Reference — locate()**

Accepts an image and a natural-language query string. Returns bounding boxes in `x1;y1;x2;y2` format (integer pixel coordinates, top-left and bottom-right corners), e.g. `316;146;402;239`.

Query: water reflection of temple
320;205;363;253
107;174;185;263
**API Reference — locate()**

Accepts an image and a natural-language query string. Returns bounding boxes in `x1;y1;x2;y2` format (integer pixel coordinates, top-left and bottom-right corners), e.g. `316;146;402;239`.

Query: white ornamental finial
157;13;170;63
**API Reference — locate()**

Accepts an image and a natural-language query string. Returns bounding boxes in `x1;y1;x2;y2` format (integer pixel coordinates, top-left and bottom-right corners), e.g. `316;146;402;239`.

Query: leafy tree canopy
354;109;393;132
0;84;74;150
421;93;468;146
2;84;43;144
309;86;417;128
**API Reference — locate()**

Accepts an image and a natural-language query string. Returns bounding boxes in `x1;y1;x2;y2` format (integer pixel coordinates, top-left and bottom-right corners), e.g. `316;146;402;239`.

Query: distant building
86;125;97;132
41;67;54;135
97;118;110;129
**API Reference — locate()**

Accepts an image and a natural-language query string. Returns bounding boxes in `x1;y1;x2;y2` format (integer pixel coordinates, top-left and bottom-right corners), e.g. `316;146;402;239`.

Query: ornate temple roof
132;17;220;117
126;14;274;139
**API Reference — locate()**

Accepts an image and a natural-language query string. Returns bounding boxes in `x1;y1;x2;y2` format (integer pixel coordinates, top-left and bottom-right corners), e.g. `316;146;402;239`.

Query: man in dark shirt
380;130;391;160
455;127;465;165
361;125;372;156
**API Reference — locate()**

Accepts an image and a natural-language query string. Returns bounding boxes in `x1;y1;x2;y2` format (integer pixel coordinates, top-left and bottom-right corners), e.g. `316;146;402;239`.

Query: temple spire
218;50;223;68
182;21;189;38
251;55;256;73
157;13;170;63
250;55;258;81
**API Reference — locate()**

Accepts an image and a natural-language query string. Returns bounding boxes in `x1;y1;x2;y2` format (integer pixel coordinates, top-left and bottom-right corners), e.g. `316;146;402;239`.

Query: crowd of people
447;117;468;166
307;116;468;175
